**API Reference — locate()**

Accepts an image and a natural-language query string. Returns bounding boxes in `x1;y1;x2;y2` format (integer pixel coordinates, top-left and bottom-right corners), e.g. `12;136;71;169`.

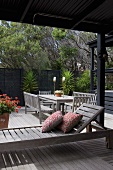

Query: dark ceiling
0;0;113;34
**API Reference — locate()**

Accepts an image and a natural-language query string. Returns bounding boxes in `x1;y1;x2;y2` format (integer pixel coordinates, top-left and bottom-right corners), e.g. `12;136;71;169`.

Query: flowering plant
55;90;63;94
0;94;21;115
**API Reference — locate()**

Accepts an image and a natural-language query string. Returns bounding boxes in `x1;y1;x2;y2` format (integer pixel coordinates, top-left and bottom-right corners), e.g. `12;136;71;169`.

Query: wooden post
90;47;94;92
97;33;105;126
106;130;113;149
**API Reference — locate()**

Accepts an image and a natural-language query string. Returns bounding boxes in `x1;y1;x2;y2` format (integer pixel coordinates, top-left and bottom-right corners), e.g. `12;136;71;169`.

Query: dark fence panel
1;68;113;114
38;70;61;93
105;90;113;114
0;68;24;106
0;69;61;106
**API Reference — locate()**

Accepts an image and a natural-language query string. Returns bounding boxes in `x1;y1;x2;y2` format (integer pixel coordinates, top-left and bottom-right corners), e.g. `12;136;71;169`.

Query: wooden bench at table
73;91;97;105
0;104;113;152
23;92;53;123
65;92;97;112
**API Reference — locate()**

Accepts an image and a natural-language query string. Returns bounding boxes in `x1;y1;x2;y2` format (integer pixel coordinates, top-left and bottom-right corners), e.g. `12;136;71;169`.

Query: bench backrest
75;103;104;133
73;92;97;105
39;91;51;95
72;96;91;112
23;92;41;111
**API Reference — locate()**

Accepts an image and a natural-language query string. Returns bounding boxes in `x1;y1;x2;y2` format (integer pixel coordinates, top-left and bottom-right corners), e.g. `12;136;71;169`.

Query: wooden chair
39;90;56;111
0;103;113;152
71;96;91;112
23;92;53;124
39;90;51;95
65;92;97;112
73;92;97;105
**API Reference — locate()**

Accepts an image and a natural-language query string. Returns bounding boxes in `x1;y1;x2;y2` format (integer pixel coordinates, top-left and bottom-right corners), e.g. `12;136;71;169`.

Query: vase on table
55;90;63;97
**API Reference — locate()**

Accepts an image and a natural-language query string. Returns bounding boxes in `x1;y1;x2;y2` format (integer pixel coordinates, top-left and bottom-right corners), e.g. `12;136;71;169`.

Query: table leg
56;102;60;111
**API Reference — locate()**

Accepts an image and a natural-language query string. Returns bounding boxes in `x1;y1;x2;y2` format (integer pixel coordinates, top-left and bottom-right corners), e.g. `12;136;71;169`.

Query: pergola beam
71;0;105;29
20;0;34;22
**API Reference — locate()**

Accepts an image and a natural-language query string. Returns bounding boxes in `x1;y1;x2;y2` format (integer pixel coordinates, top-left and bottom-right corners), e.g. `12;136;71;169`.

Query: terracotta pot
0;113;9;129
55;93;62;97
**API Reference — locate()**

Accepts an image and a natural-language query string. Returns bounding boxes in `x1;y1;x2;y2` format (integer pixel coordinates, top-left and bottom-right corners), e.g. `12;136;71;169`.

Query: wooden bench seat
0;103;113;152
23;92;54;123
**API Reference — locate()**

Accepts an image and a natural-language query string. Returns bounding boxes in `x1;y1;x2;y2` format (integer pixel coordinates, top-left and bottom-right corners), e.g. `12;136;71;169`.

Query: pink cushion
42;111;63;132
57;112;83;133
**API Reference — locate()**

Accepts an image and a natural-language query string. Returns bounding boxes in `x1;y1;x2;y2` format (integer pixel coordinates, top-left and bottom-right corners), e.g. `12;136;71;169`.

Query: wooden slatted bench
23;92;54;123
0;104;113;152
65;92;97;113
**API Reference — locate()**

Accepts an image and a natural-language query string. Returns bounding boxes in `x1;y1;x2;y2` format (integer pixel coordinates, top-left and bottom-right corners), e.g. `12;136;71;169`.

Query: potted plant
0;94;21;129
55;90;63;97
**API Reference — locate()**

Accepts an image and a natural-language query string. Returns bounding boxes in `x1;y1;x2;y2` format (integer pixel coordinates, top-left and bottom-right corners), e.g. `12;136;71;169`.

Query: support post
97;33;105;126
90;47;94;92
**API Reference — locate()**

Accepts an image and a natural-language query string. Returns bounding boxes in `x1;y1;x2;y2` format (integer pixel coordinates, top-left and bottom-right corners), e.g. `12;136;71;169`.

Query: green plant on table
0;94;21;115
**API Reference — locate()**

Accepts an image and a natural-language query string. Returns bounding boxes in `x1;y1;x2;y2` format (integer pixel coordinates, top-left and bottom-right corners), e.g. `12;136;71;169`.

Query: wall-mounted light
53;77;56;95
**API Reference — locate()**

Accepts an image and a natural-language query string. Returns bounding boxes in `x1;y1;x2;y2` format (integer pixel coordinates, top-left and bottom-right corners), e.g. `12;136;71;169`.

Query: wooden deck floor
0;108;113;170
0;139;113;170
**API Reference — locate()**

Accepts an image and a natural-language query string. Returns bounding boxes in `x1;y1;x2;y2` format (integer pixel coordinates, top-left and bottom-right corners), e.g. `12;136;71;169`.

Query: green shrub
61;70;75;95
23;70;38;93
75;70;90;92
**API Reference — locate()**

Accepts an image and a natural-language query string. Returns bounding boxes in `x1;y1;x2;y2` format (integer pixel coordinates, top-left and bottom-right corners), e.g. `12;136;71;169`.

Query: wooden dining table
39;94;73;114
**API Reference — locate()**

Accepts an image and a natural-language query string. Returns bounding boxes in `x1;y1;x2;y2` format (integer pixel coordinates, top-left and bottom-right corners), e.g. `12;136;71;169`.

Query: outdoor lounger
0;103;113;152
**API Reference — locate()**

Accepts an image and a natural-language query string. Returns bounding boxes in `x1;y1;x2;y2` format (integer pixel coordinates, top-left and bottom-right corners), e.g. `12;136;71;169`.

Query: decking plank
6;152;19;170
71;141;113;170
16;151;31;170
10;152;25;170
38;147;61;170
45;145;72;170
37;147;59;170
0;153;6;170
26;149;45;170
2;152;13;170
30;148;50;170
19;150;37;170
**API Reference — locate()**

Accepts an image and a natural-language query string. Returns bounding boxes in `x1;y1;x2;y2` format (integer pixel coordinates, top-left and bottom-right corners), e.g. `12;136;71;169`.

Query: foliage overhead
0;20;98;72
0;21;50;71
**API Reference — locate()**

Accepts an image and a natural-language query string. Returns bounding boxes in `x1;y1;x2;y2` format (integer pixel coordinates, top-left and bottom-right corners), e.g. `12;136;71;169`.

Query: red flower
0;94;21;114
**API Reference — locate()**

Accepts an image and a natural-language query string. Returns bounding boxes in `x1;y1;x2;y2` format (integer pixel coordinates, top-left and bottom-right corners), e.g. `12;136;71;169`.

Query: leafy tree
59;45;78;71
0;21;103;73
0;21;50;71
52;28;67;40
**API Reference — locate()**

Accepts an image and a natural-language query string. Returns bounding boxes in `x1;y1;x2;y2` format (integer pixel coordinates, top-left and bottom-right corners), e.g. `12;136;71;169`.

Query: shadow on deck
0;138;113;170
